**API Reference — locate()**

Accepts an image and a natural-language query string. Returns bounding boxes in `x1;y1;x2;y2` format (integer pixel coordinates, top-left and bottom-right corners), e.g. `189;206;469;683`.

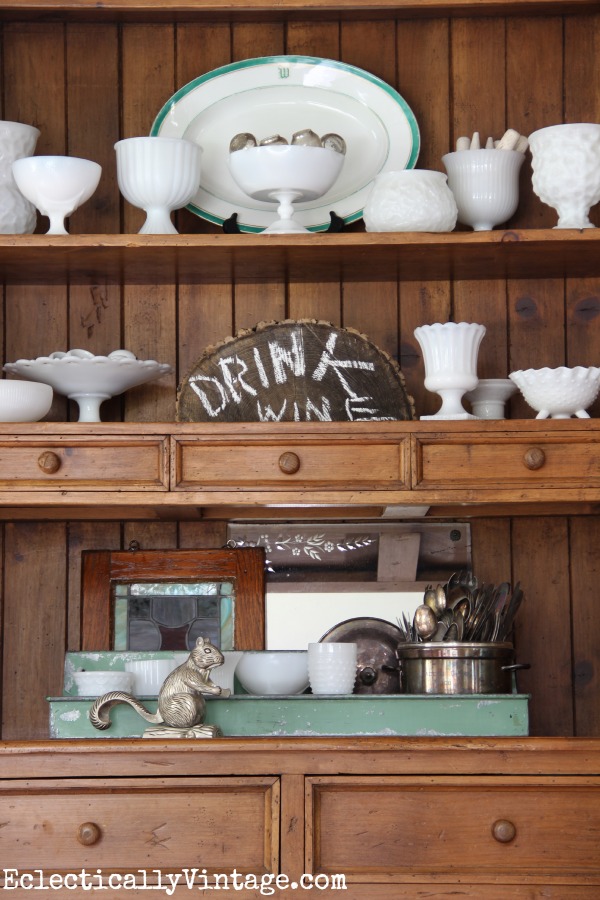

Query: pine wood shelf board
1;737;599;778
0;230;598;284
2;0;599;22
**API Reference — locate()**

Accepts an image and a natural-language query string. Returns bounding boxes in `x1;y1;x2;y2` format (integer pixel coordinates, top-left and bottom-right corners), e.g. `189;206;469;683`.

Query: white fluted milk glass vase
414;321;486;420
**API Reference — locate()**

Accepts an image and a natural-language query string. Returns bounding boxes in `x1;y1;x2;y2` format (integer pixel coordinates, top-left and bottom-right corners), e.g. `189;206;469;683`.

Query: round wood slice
177;320;415;423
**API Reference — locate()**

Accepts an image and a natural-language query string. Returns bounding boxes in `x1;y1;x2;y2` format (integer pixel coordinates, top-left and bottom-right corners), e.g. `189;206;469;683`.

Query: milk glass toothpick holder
414;321;486;420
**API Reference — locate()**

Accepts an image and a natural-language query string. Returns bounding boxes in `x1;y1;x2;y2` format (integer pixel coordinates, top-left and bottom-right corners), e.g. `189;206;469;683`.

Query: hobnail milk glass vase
414;321;486;420
528;123;600;228
0;120;40;233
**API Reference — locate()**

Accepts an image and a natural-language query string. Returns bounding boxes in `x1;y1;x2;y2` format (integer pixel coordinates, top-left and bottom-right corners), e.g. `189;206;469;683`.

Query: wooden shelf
3;0;599;22
0;230;599;285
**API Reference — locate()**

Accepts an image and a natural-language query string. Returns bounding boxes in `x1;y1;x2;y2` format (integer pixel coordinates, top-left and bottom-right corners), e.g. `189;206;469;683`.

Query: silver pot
395;642;529;694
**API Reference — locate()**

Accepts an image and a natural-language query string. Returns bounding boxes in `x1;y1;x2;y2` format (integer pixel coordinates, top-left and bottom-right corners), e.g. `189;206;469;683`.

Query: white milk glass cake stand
228;144;345;233
3;349;173;422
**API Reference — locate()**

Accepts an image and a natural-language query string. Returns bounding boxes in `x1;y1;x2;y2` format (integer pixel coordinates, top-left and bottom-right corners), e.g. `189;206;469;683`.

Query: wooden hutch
0;0;598;896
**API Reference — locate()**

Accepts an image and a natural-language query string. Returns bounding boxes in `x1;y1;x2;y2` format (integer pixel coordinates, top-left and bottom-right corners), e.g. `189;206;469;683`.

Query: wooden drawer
306;776;600;881
0;777;279;875
412;432;600;489
0;436;168;490
173;436;409;490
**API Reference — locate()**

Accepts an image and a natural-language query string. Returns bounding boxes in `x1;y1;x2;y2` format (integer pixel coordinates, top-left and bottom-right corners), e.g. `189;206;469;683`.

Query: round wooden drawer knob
523;447;545;470
278;451;301;475
491;819;516;843
77;821;102;846
37;451;61;474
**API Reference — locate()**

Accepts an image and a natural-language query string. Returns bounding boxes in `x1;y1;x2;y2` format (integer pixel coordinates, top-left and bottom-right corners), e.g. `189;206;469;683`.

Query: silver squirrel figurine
89;636;230;739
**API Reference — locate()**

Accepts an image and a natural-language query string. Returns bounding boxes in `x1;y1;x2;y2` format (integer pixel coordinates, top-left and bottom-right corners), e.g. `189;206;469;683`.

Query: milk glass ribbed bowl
12;155;101;235
442;149;524;231
528;123;600;228
509;366;600;419
3;349;173;423
115;136;202;234
0;379;53;422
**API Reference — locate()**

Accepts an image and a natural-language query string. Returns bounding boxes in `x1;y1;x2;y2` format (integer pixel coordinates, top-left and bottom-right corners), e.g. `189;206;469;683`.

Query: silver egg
259;134;288;146
291;129;321;147
321;133;347;155
229;132;257;153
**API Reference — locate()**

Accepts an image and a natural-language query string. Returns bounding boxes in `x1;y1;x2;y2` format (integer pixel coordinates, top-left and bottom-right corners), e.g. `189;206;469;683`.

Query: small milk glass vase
0;120;40;234
529;123;600;228
363;169;458;232
442;149;524;231
414;321;486;420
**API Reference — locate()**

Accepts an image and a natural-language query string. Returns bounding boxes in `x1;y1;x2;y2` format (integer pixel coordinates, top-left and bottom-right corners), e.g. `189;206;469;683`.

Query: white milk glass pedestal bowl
115;136;202;234
0;120;40;233
3;349;173;423
529;123;600;228
228;145;344;234
12;156;101;235
442;149;524;231
465;378;518;419
509;366;600;418
414;322;486;420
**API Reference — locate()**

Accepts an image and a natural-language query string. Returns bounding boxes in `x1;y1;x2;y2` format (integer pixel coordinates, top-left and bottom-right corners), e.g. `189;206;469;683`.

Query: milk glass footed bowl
509;366;600;419
228;145;344;234
414;321;486;420
115;136;202;234
12;155;101;235
363;169;458;232
528;123;600;228
442;149;524;231
3;349;173;423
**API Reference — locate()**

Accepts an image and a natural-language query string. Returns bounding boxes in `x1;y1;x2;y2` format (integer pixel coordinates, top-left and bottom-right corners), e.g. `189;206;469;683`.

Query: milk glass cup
308;642;358;695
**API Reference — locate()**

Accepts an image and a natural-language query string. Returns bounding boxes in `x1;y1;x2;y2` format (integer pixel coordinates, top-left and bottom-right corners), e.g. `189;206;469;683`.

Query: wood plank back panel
0;13;598;741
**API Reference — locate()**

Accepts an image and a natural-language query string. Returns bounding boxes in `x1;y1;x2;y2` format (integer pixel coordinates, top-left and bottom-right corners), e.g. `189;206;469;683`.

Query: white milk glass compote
529;123;600;228
442;149;524;231
12;155;101;235
115;136;202;234
414;321;487;420
228;144;344;233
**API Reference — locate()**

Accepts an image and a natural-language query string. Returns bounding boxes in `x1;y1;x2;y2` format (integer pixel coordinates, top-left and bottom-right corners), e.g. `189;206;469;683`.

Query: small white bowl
73;670;134;697
234;651;309;696
0;379;52;421
509;366;600;419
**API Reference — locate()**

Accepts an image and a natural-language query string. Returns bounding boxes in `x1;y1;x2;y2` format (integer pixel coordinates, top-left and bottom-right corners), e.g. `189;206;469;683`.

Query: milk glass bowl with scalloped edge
509;366;600;419
3;349;173;423
12;155;101;235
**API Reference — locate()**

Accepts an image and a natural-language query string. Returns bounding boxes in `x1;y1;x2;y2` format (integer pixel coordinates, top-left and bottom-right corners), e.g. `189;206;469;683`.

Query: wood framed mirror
81;548;265;651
